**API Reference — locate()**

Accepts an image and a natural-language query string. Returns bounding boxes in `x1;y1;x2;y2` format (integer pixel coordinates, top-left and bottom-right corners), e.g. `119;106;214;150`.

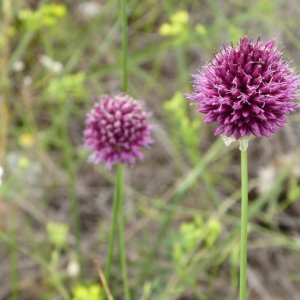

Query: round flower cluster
84;95;153;169
186;37;299;139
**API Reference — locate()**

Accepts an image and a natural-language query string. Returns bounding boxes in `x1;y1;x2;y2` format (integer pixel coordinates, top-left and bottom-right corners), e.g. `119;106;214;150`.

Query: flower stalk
239;144;248;300
118;0;130;298
116;164;131;300
121;0;128;93
104;0;131;298
105;166;121;281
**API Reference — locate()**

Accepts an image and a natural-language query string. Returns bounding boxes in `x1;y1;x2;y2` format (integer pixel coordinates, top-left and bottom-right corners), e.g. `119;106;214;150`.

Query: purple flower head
84;95;153;169
186;36;300;139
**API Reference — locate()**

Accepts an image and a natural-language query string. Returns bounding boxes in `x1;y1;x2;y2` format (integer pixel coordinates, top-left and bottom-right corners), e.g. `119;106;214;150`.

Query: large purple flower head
187;36;300;139
84;95;153;169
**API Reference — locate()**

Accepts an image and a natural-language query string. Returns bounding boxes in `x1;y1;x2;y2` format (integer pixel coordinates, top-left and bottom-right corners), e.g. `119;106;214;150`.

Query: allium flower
186;37;300;139
84;95;153;169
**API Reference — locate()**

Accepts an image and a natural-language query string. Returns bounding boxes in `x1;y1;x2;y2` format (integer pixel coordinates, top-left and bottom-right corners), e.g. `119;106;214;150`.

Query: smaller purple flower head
84;95;153;169
186;36;300;139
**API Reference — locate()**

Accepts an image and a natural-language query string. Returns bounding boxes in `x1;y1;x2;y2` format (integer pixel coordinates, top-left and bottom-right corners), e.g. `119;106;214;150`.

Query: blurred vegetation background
1;0;300;299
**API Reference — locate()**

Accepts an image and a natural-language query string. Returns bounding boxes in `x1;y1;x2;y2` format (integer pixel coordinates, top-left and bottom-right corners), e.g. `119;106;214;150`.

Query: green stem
117;165;131;300
1;0;10;165
104;0;130;297
121;0;128;93
239;148;248;300
105;165;122;281
105;165;130;299
10;217;18;300
119;0;131;298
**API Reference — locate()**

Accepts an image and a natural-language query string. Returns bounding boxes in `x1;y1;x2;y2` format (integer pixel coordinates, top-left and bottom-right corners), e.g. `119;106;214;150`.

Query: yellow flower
72;284;102;300
47;222;69;249
19;133;34;148
18;156;30;169
170;10;189;25
158;23;173;36
19;4;67;30
158;10;190;41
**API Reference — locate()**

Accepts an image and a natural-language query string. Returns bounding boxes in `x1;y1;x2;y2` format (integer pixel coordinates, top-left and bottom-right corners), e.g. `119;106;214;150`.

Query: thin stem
121;0;128;93
239;148;248;300
10;216;18;300
117;164;131;300
105;164;130;298
1;0;11;164
104;0;130;297
119;0;131;298
105;165;122;281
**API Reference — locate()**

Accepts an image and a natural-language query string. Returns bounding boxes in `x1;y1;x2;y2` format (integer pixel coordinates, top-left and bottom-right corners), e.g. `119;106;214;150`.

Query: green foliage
164;92;201;163
205;218;222;247
287;177;300;204
194;24;207;37
228;24;243;44
230;244;240;267
172;216;203;267
46;222;69;249
46;73;86;101
172;216;222;267
18;4;67;30
254;0;274;14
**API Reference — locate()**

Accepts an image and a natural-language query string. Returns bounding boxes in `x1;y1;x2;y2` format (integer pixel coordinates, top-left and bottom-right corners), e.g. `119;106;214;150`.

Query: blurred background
1;0;300;299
